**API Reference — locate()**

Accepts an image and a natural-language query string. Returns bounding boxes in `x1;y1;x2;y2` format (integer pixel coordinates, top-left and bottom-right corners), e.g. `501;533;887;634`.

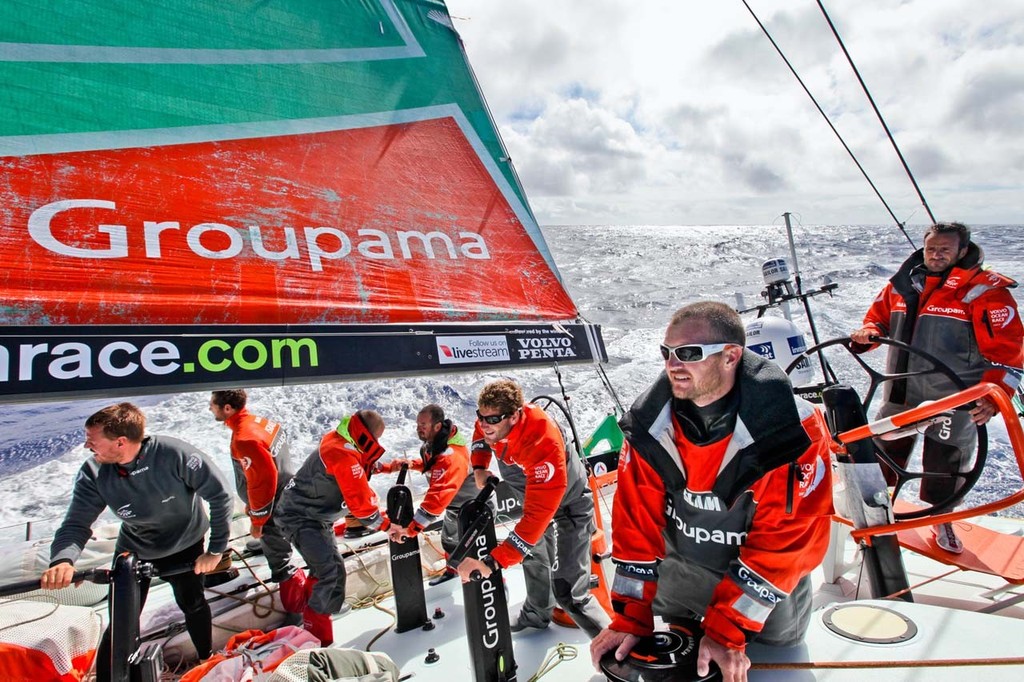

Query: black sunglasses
476;410;512;425
659;342;732;363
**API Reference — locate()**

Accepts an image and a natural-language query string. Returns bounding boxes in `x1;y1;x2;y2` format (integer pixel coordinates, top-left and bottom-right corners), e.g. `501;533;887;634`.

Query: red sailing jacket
378;423;473;534
277;415;389;531
471;404;570;568
612;358;833;650
859;244;1023;402
225;408;285;529
319;417;389;531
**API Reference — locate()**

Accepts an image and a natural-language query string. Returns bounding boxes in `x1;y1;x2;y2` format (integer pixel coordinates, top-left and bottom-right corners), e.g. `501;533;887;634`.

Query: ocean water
1;222;1022;542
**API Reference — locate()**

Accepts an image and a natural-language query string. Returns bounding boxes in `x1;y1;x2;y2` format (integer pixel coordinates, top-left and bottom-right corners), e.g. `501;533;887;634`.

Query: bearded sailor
591;302;834;682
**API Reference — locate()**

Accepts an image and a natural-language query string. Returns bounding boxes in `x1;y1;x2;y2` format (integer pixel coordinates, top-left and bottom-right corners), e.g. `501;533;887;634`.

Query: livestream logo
436;336;510;365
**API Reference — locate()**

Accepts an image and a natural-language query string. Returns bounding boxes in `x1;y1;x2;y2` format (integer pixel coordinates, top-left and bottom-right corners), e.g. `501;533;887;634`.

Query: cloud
446;0;1024;225
503;97;651;198
721;153;788;193
948;68;1024;135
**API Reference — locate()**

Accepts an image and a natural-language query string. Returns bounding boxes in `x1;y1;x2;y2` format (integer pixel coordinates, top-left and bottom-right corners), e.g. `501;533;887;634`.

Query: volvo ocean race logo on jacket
530;462;556;484
989;306;1017;329
799;456;827;498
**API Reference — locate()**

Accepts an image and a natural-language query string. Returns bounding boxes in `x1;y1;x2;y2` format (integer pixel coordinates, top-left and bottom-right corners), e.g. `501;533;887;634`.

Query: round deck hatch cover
822;604;918;644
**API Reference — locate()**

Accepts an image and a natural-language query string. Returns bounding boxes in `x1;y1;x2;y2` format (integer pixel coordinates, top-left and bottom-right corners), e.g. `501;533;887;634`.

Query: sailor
209;389;305;611
381;403;478;586
274;410;389;645
454;379;611;638
591;302;834;682
851;221;1024;554
41;403;233;682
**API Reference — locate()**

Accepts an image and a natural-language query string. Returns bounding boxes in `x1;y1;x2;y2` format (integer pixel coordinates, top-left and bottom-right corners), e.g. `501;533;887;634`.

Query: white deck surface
12;498;1024;680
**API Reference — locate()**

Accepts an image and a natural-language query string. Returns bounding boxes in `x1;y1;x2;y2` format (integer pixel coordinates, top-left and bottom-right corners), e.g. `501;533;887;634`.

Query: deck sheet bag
0;599;100;681
181;626;320;681
268;648;401;682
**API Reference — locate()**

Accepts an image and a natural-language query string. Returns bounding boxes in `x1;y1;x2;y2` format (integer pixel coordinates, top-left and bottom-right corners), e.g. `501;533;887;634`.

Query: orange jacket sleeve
972;286;1024;396
234;436;278;528
470;422;492;470
321;437;389;532
862;283;894;335
852;283;896;352
490;410;568;569
608;440;666;636
410;443;469;533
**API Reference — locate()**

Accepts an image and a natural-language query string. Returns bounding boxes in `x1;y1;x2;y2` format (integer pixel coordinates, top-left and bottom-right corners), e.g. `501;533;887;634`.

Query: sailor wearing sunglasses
454;378;611;638
592;302;834;682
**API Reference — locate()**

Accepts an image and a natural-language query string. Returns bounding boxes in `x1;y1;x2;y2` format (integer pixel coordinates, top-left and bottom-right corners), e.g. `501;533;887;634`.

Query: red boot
302;605;334;645
278;568;308;613
304;574;319;602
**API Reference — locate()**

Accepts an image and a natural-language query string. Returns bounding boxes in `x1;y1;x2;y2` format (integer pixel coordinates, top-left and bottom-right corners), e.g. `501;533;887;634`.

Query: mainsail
0;0;606;402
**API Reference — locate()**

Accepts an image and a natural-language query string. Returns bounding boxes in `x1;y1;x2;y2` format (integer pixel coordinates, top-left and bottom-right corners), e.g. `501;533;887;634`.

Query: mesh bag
0;599;101;680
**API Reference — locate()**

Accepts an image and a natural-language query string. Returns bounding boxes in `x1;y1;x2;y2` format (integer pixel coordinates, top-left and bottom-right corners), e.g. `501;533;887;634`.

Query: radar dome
745;316;815;387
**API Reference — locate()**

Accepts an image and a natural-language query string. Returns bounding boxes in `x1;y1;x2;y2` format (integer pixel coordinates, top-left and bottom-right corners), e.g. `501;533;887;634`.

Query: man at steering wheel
851;221;1023;553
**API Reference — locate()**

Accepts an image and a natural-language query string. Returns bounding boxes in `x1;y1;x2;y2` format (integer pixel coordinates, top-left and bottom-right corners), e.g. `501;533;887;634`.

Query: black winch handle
0;567;107;598
446;476;500;580
0;556;222;599
475;475;500;501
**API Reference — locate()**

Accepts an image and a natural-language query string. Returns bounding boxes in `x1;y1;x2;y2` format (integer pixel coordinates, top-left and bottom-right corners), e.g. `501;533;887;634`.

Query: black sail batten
0;322;606;404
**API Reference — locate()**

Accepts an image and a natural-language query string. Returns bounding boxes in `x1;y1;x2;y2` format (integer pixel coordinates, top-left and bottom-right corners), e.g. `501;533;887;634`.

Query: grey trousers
260;515;297;583
278;513;347;615
441;506;461;557
514;492;610;638
653;554;814;646
875;402;976;504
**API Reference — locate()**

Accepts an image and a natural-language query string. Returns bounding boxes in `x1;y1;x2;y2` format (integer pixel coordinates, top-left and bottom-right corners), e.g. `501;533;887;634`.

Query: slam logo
436;336;510;365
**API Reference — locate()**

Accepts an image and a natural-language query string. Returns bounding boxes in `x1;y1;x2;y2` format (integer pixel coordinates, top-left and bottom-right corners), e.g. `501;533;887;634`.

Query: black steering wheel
785;335;987;520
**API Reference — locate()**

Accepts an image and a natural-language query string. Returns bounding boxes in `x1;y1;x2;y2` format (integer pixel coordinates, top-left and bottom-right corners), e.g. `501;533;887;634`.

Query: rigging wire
816;0;936;231
596;362;625;416
739;0;916;249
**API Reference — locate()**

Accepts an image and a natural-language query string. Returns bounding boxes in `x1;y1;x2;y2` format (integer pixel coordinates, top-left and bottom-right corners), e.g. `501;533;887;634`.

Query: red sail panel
0;117;576;325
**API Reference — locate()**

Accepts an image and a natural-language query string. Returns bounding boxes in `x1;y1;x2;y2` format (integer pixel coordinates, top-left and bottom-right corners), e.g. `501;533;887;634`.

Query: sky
443;0;1024;227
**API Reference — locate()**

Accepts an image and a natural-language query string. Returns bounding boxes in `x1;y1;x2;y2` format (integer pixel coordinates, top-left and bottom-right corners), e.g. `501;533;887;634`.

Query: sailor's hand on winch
40;562;76;590
589;627;640;670
473;469;491;489
388;524;413;543
194;551;224;574
455;557;490;583
698;636;750;682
